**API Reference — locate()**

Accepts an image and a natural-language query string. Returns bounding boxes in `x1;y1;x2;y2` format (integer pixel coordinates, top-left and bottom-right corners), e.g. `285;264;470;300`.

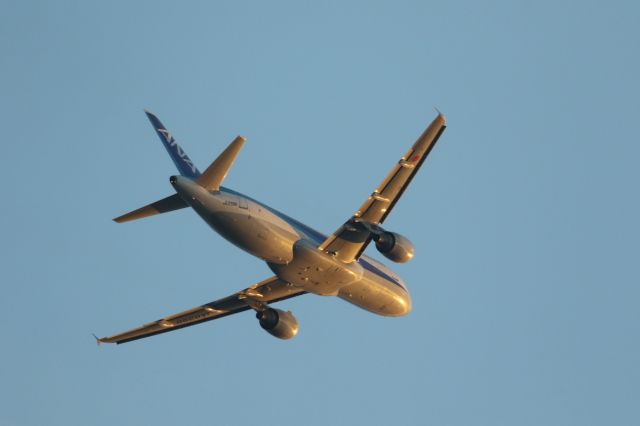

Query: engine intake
257;308;299;340
374;232;415;263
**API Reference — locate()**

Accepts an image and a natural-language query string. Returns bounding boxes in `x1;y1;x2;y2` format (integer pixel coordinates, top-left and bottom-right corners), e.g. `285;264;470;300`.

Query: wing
318;113;446;262
97;276;304;344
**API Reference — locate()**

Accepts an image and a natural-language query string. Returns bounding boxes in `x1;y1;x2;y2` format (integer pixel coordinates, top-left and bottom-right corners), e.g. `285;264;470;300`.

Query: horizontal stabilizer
196;136;246;191
113;194;187;223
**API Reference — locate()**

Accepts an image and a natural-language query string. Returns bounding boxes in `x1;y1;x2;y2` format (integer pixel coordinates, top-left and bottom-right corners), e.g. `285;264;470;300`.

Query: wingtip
92;333;102;346
434;107;446;124
93;333;114;345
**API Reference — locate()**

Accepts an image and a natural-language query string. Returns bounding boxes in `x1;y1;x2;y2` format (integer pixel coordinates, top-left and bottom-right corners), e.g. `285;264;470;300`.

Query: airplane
96;110;446;344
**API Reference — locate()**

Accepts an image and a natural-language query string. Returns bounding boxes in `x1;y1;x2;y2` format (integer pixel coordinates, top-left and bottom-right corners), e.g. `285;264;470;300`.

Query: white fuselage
172;176;411;317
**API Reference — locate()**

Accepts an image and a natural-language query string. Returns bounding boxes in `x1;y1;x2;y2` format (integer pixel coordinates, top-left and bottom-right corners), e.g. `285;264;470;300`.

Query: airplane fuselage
171;176;411;317
98;111;446;345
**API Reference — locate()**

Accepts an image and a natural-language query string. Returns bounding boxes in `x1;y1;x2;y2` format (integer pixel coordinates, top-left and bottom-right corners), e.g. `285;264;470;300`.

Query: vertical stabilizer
144;110;201;178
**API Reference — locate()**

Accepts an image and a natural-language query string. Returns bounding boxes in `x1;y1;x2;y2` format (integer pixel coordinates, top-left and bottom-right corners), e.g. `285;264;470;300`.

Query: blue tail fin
144;110;201;179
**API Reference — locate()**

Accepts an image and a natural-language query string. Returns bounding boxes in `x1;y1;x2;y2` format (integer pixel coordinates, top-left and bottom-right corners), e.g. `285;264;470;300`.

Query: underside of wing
319;113;446;262
97;276;305;344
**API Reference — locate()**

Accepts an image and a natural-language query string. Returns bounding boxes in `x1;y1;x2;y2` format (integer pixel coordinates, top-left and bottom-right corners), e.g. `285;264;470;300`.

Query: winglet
92;333;102;346
434;107;446;124
196;136;246;191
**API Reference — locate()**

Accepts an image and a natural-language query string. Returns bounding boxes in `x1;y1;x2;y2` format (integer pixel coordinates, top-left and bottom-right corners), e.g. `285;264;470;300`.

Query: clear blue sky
1;1;639;425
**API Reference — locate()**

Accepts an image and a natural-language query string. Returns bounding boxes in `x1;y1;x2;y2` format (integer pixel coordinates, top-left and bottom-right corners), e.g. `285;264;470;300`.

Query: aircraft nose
390;287;412;316
400;293;412;315
389;293;412;316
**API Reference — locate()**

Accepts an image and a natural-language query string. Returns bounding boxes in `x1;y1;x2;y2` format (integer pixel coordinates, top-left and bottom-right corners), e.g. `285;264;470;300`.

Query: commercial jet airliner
96;111;446;344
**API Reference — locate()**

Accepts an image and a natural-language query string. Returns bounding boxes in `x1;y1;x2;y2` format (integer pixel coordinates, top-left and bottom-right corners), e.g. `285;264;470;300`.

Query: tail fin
113;112;245;223
144;110;201;178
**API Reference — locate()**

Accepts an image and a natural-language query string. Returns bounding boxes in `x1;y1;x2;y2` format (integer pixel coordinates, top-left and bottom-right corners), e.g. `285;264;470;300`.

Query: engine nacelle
375;232;415;263
256;308;299;340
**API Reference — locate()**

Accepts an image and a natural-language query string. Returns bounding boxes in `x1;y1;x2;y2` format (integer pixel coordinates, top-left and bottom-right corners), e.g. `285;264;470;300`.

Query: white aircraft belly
268;240;364;296
190;190;300;263
337;270;412;316
186;187;411;316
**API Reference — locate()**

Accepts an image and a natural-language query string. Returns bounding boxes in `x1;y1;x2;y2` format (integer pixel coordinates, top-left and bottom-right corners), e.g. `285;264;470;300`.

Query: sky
1;1;639;425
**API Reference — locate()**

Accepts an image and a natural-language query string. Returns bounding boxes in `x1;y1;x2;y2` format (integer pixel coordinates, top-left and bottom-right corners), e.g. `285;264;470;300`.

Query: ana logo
158;128;175;143
157;128;197;174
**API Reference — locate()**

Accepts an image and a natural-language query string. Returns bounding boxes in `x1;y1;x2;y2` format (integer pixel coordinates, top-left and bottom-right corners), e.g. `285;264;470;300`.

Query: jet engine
256;308;299;340
374;232;415;263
